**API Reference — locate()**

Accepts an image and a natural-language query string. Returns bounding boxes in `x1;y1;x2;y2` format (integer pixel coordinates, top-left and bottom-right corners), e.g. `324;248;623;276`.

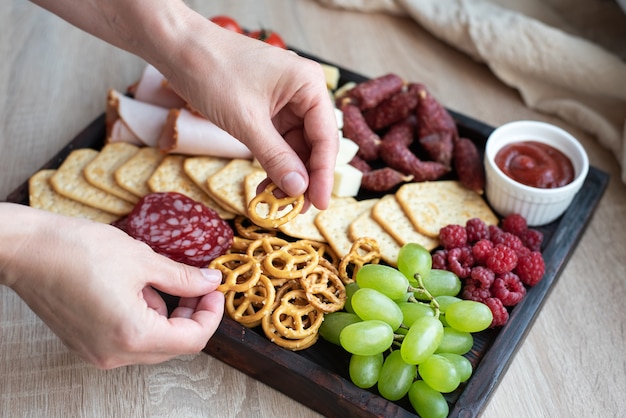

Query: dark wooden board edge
3;54;610;418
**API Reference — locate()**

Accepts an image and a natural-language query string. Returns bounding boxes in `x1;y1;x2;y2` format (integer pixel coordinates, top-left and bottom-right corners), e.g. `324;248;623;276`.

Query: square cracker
83;142;140;203
348;209;401;266
207;159;260;216
396;180;498;237
49;148;134;216
183;156;230;199
371;194;439;251
148;155;235;220
279;195;356;242
115;146;165;198
29;169;118;223
315;198;378;258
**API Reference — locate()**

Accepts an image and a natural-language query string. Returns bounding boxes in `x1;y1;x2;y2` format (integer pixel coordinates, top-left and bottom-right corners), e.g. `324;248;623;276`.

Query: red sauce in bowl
494;141;575;188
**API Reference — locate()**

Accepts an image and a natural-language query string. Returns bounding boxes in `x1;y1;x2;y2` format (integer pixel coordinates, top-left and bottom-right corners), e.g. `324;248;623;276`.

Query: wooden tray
5;55;610;418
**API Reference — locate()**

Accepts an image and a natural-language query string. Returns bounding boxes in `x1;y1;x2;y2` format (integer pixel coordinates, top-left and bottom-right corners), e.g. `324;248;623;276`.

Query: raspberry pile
433;213;545;327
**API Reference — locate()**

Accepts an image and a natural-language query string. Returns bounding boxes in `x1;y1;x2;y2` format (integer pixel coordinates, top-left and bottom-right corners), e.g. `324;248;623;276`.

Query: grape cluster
319;243;493;418
432;214;545;327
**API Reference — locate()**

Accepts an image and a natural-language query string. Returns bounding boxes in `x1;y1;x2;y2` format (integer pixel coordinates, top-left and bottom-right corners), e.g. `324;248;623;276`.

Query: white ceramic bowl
484;120;589;226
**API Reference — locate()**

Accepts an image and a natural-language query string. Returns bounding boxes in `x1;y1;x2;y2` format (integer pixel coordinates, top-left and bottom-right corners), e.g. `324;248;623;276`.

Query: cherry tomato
248;29;287;49
210;15;243;33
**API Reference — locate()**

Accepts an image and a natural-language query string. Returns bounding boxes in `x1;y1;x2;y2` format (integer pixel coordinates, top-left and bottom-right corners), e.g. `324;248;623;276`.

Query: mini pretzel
300;263;346;313
263;241;319;279
247;182;304;229
338;237;381;284
234;215;277;240
298;239;340;269
261;313;319;351
227;236;254;254
269;289;324;339
246;236;289;260
209;253;262;293
224;274;276;327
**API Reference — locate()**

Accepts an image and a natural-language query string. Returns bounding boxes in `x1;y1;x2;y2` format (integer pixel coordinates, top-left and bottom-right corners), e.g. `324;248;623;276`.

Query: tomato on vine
209;15;243;33
248;29;287;48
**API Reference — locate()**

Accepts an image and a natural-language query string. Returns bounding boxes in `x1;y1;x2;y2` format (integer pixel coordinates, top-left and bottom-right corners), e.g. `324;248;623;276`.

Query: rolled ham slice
106;89;169;147
108;119;143;146
128;64;187;109
158;108;253;159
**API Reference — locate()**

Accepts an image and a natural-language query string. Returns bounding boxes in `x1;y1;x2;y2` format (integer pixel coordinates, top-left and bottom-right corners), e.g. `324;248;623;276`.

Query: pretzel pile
210;217;382;351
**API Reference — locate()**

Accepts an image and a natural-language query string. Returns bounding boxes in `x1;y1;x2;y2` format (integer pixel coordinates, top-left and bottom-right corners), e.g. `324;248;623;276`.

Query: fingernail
200;268;222;283
281;172;306;196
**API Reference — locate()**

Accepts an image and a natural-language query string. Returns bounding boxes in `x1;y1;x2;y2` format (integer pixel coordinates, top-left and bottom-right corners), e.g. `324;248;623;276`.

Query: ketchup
495;141;574;188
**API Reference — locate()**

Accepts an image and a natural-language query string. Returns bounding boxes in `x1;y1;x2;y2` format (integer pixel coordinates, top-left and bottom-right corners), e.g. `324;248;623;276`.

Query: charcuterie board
5;53;609;417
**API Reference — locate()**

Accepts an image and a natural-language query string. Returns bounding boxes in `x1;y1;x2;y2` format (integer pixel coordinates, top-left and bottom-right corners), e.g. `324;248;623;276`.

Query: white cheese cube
334;107;344;130
336;137;359;165
333;164;363;197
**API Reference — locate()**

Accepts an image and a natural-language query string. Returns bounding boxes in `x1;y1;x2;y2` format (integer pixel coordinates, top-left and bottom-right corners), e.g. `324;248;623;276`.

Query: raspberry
465;218;490;243
461;282;491;303
432;249;448;270
471;239;493;266
488;225;504;243
521;228;544;252
501;213;527;237
515;251;545;286
491;272;526;306
492;231;525;254
486;244;518;274
470;266;495;289
484;297;509;327
439;224;467;250
447;246;474;278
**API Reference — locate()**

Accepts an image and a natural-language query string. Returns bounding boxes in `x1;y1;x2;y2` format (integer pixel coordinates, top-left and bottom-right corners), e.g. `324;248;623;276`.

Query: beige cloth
316;0;626;184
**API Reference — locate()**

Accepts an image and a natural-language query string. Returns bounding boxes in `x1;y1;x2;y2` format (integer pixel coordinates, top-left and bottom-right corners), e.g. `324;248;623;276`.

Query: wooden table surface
2;1;625;417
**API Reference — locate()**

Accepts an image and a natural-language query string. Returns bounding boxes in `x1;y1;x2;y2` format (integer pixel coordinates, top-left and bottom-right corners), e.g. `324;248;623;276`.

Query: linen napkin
316;0;626;184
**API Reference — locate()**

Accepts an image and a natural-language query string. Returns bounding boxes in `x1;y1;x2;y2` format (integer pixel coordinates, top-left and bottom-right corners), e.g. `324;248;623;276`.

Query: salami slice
126;192;233;267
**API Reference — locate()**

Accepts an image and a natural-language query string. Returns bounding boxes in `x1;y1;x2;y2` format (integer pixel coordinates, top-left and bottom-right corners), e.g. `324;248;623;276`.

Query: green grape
356;264;409;300
418;354;460;393
414;269;461;301
351;288;403;330
435;326;474;355
400;316;444;365
318;312;361;346
435;295;462;327
435;295;462;312
398;301;435;328
408;380;449;418
377;349;417;401
349;353;384;389
339;320;394;356
438;353;473;383
397;242;432;282
344;282;360;313
446;300;493;333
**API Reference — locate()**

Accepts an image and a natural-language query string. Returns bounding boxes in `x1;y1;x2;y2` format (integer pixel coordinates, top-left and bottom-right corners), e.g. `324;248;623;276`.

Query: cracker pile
29;143;498;267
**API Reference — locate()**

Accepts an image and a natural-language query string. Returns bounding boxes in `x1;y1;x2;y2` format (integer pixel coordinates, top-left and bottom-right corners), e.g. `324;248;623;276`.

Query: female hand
1;204;224;369
159;20;340;210
32;0;339;210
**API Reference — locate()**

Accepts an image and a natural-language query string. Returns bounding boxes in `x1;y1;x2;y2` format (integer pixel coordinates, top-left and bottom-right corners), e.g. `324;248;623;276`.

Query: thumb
149;260;223;298
244;121;309;198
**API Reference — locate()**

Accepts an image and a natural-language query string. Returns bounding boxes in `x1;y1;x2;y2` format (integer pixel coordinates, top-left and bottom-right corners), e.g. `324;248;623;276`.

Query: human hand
30;0;339;209
156;14;339;210
1;204;224;369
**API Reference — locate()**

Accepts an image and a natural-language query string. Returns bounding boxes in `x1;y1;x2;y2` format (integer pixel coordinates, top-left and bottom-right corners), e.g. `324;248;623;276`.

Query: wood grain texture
1;0;625;417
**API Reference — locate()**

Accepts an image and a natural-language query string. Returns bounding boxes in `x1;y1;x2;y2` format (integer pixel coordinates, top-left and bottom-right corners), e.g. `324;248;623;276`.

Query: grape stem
407;274;441;318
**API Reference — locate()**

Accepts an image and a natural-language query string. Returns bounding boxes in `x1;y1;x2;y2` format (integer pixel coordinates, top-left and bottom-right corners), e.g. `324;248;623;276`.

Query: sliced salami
126;192;233;267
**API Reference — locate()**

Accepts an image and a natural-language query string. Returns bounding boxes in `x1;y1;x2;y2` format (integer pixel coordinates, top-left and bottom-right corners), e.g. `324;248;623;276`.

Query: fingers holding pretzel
248;182;304;229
